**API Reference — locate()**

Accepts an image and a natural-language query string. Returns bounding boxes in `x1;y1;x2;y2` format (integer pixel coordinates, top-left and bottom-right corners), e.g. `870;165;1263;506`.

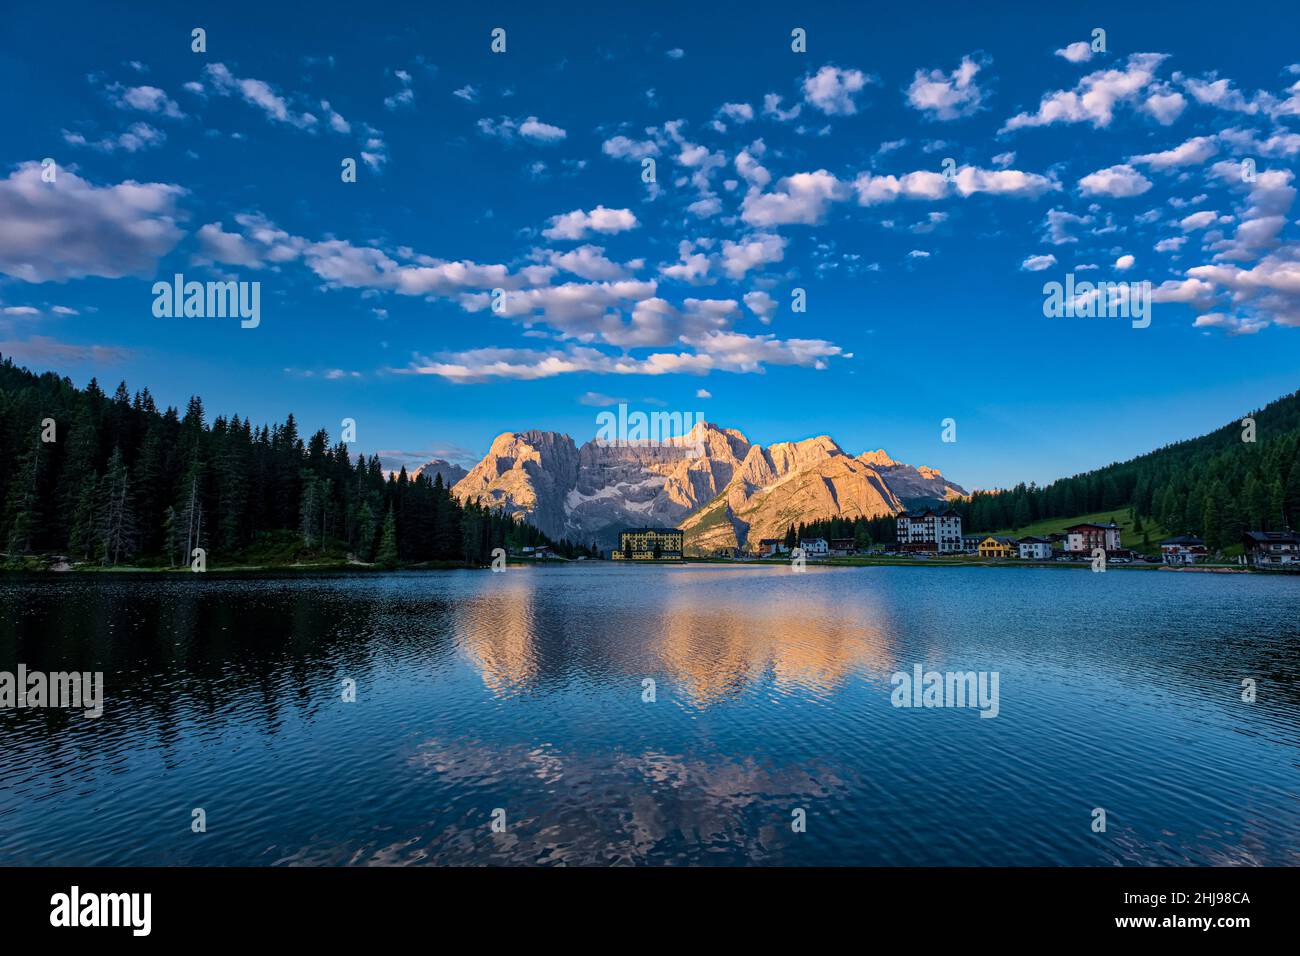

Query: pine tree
97;447;136;565
376;505;398;569
68;474;98;561
5;431;45;554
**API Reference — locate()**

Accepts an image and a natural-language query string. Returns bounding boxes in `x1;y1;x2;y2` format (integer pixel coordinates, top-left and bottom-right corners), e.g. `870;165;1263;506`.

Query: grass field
989;510;1167;554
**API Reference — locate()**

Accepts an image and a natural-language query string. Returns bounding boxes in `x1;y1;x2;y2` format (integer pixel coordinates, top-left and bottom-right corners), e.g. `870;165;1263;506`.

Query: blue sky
2;0;1299;490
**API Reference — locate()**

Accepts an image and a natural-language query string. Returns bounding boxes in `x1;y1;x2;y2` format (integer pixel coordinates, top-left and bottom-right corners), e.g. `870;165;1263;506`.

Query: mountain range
431;422;966;553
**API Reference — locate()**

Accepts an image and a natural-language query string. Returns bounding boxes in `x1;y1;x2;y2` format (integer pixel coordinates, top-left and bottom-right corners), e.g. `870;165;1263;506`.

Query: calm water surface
1;564;1297;866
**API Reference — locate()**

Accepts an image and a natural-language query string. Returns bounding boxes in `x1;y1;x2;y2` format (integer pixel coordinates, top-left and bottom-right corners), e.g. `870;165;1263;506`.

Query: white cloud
109;84;184;118
741;170;845;226
1043;208;1093;244
453;85;479;102
1142;90;1187;125
1130;135;1218;169
1021;253;1057;271
63;122;166;154
721;233;787;279
1115;254;1135;270
1155;236;1187;252
0;162;185;282
743;290;777;324
542;205;639;240
695;388;711;398
1078;164;1153;198
717;102;754;124
802;65;871;116
854;165;1056;205
1179;210;1218;231
659;240;713;284
1001;53;1166;132
543;244;633;281
762;93;801;121
1192;312;1267;334
1055;42;1093;64
204;63;317;129
519;116;567;142
906;54;988;121
602;135;659;160
478;115;567;143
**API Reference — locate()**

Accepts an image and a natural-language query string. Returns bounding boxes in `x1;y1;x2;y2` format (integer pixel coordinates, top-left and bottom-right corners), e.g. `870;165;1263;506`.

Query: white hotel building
896;508;964;553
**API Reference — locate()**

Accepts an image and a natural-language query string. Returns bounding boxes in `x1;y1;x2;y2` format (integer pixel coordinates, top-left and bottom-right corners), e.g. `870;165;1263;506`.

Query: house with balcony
978;536;1017;558
1242;530;1300;568
799;537;829;557
1017;536;1054;560
1160;535;1207;565
612;527;684;560
1065;522;1122;554
896;508;963;553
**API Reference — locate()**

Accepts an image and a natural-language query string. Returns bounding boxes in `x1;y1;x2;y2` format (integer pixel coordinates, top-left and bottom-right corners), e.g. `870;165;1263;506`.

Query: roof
900;508;960;519
1018;536;1052;544
1065;522;1120;531
981;536;1018;545
801;537;828;545
619;527;683;535
1243;529;1300;544
1161;535;1205;546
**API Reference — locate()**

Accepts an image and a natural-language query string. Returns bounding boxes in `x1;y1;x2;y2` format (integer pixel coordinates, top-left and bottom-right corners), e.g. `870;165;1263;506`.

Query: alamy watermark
890;665;1000;718
152;273;261;329
1042;273;1151;329
1;665;104;718
594;403;706;454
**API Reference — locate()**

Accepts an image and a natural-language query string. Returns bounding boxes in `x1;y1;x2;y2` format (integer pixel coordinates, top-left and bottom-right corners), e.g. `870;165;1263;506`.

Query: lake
1;564;1297;866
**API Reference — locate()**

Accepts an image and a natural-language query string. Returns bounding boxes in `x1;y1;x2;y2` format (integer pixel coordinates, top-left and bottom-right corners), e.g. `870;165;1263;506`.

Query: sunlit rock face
451;423;966;551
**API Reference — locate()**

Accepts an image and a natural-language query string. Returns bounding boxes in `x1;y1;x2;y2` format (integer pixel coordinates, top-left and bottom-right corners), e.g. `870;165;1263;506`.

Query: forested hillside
951;389;1300;550
0;357;595;567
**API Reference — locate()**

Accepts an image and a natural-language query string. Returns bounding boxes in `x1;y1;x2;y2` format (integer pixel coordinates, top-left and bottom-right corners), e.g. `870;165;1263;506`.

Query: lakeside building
1065;522;1122;553
1160;535;1207;565
1017;536;1054;560
1242;530;1300;568
800;537;829;556
830;538;857;555
612;528;684;561
896;508;964;553
978;536;1017;558
758;538;789;557
961;534;983;553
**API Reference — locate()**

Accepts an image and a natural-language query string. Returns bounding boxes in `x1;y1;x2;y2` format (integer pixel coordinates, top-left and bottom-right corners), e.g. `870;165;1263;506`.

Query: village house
961;534;983;553
1160;535;1207;565
1065;522;1122;554
896;508;964;553
799;537;829;557
612;528;684;561
829;538;857;555
758;538;789;557
1242;530;1300;568
978;536;1017;558
1017;536;1054;560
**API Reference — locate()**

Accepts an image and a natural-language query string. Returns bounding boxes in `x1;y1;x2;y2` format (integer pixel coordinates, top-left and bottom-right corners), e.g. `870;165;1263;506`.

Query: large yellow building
978;536;1016;558
613;528;684;560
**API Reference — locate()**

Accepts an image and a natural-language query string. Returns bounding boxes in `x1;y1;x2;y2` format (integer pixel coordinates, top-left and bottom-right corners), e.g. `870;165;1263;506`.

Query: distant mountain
412;458;468;487
450;422;965;551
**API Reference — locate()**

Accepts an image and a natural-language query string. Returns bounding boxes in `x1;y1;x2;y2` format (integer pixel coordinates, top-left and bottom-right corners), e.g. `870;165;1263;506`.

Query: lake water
1;564;1297;866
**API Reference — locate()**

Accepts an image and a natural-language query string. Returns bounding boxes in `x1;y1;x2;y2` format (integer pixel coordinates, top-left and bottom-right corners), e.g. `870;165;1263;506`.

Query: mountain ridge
449;421;965;552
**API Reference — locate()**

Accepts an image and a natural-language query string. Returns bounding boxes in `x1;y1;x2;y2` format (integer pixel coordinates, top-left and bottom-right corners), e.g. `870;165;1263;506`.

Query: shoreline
0;556;1284;576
